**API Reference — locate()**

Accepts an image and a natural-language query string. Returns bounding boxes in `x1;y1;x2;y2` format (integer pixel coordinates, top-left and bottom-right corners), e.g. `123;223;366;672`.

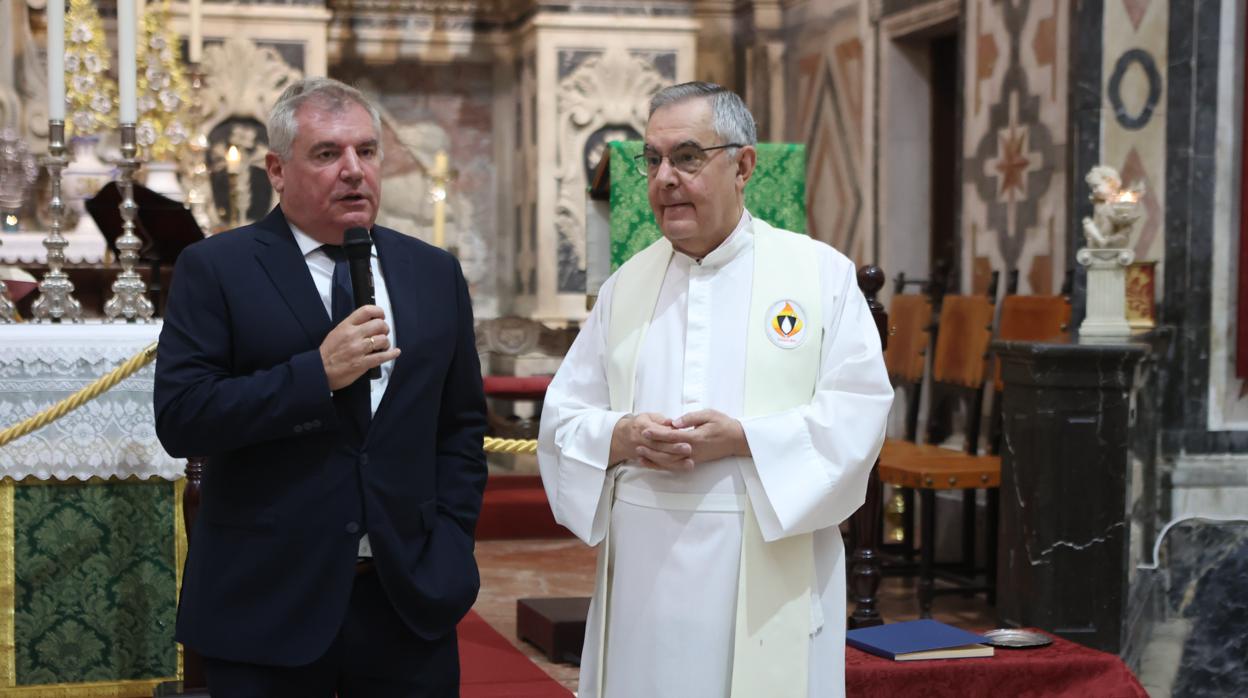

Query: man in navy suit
154;77;487;697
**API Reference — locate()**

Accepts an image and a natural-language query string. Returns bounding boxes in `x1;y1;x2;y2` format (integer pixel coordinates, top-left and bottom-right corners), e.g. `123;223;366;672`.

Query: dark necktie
320;244;370;430
320;244;354;324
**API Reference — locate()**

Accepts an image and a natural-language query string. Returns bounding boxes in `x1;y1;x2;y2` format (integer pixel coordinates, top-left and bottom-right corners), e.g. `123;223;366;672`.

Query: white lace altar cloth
0;231;108;264
0;322;182;481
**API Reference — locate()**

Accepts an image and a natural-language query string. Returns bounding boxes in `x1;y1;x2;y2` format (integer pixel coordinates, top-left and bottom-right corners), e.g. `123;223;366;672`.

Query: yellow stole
602;217;822;696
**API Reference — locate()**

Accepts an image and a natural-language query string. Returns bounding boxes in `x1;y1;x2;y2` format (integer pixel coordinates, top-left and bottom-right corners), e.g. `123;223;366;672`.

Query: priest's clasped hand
666;409;751;464
609;412;691;470
319;305;400;391
609;410;751;471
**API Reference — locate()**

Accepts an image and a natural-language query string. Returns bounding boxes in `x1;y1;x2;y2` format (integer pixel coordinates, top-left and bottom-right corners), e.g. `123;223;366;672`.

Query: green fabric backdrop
14;480;177;685
607;140;807;268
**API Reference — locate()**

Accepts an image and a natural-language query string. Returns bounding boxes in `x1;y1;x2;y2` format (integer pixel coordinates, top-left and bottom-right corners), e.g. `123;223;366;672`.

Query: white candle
432;150;448;248
47;0;65;120
189;0;202;63
118;0;137;123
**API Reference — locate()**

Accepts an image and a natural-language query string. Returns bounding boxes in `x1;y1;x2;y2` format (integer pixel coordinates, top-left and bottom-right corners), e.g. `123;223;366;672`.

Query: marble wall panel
1160;0;1248;454
785;1;868;262
961;0;1068;295
1102;0;1169;288
1156;521;1248;697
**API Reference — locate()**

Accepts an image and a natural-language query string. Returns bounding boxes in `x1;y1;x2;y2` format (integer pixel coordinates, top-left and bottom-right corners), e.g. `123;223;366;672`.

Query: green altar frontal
602;140;807;267
0;478;182;697
0;324;184;697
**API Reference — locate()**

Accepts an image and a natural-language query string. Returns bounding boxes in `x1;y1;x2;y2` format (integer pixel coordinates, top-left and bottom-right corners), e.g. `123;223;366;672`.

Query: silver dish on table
981;629;1053;648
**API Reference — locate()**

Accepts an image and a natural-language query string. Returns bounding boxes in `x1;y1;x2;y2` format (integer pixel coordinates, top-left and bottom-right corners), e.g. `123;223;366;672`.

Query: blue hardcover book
846;619;994;661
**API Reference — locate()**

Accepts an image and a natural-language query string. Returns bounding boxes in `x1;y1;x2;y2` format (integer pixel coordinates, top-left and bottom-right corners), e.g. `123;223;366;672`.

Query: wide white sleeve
738;250;894;542
537;275;628;546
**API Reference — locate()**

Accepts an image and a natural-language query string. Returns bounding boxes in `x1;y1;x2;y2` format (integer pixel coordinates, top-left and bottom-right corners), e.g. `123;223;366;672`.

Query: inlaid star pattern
986;94;1042;203
995;127;1031;198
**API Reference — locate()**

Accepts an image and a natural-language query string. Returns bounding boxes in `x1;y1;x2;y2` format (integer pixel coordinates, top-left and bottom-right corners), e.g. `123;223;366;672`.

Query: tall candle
47;0;65;120
118;0;137;123
189;0;202;63
432;150;448;248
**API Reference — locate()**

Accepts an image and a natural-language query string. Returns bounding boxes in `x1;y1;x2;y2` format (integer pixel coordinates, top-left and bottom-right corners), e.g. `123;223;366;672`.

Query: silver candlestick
30;120;84;323
0;284;15;323
104;122;154;322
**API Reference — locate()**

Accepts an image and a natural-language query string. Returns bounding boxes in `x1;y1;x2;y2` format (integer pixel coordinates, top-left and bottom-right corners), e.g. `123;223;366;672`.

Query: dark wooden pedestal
516;597;591;666
994;334;1161;653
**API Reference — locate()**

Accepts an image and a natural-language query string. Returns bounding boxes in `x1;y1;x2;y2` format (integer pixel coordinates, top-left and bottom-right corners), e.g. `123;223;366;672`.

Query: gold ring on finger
366;336;376;352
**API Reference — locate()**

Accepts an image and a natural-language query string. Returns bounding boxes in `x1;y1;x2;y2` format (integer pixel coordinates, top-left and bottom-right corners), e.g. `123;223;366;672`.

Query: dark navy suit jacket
154;206;487;666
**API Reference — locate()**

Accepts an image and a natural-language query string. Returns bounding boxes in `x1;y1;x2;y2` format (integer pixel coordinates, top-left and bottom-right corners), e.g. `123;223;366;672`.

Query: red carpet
458;610;572;697
476;475;573;540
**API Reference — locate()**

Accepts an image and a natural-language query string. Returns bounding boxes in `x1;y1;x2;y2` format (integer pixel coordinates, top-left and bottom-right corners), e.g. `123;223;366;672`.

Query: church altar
0;322;181;696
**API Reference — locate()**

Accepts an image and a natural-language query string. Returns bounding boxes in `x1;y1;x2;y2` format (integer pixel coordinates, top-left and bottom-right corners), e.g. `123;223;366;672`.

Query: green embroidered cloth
14;480;177;685
606;140;807;268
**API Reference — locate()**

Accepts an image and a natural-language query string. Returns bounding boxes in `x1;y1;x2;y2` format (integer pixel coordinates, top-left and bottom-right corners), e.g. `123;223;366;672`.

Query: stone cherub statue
1081;165;1143;249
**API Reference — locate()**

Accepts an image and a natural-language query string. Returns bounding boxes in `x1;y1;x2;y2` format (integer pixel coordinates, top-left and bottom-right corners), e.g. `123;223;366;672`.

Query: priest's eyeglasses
634;143;744;178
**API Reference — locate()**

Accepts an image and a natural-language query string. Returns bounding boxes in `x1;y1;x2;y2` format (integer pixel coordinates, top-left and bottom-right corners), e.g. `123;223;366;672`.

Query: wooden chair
884;293;932;443
878;291;933;562
992;294;1072;392
985;292;1071;454
876;292;1001;617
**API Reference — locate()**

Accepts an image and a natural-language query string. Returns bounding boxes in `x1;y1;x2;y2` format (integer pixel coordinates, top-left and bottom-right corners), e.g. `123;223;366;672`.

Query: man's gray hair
267;77;383;160
649;82;757;146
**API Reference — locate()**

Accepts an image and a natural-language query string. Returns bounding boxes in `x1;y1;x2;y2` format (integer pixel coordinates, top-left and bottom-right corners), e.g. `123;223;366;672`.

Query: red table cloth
846;630;1147;697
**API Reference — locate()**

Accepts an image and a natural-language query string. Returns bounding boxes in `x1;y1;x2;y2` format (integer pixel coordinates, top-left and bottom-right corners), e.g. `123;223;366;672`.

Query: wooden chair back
931;295;994;389
884;295;932;385
993;295;1071;391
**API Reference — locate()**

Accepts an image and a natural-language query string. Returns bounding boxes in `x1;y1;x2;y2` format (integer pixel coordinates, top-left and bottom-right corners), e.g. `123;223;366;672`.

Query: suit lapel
252;207;332;346
370;227;418;428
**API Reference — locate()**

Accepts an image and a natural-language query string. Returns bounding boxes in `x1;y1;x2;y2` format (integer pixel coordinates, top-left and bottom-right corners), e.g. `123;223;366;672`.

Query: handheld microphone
343;227;381;380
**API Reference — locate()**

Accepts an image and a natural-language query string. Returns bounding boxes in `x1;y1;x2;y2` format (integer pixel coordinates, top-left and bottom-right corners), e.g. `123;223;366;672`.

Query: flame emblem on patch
772;302;802;337
765;299;808;348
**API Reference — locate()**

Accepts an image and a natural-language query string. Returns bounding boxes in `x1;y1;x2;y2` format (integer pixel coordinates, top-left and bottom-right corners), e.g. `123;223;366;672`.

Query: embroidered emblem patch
765;300;808;349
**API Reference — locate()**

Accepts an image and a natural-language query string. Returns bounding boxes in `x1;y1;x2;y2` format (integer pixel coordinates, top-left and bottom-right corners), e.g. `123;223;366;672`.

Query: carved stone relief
554;46;667;292
194;37;303;229
328;57;497;312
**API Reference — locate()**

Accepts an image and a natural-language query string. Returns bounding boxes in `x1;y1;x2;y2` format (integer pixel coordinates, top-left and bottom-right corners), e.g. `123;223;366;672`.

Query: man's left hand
647;410;752;465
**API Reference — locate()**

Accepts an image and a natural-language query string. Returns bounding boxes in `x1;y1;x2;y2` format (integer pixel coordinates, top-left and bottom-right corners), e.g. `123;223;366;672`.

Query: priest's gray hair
267;77;383;161
649;82;757;148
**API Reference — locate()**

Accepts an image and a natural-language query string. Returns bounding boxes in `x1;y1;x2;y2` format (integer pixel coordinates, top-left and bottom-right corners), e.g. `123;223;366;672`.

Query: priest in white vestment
538;82;893;698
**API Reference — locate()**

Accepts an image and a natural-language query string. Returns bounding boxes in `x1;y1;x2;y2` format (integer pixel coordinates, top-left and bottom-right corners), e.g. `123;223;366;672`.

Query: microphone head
343;227;372;259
